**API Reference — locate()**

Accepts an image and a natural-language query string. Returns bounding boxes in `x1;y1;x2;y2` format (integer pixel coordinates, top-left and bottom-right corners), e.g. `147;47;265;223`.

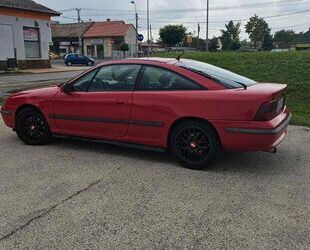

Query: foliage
152;51;310;126
119;43;129;52
159;25;187;46
209;37;219;52
245;15;271;49
220;21;241;50
262;33;274;51
274;29;297;44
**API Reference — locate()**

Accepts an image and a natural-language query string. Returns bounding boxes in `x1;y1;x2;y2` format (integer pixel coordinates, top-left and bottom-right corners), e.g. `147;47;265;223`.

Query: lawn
152;51;310;126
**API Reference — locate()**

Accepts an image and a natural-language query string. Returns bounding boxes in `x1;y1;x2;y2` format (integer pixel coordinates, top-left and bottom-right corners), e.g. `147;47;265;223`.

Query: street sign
137;34;144;42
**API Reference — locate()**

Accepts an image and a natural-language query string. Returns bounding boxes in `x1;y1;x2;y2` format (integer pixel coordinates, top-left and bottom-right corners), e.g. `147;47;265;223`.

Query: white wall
125;26;137;56
0;15;52;60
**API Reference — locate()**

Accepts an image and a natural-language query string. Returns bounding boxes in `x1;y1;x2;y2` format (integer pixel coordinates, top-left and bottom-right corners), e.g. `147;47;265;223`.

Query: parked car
0;58;291;170
64;53;95;66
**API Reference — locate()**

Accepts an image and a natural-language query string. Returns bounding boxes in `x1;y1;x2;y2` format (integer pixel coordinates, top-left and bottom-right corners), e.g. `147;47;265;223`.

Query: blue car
64;53;95;66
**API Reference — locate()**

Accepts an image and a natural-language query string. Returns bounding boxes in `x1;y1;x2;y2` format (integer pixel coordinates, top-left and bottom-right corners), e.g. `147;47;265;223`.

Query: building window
23;27;41;58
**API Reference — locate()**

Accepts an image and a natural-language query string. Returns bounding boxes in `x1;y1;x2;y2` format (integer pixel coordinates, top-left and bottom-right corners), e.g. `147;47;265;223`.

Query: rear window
176;59;257;89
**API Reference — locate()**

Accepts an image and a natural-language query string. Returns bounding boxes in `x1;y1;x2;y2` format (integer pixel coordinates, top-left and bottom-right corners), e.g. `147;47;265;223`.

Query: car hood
10;85;60;98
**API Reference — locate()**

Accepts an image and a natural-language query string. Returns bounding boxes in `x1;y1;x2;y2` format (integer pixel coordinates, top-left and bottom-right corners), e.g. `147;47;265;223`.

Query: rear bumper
225;113;292;135
214;109;291;151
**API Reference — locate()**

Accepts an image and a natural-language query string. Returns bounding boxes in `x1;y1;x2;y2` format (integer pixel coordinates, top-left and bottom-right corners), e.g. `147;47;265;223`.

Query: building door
0;24;14;61
97;44;104;59
87;45;95;57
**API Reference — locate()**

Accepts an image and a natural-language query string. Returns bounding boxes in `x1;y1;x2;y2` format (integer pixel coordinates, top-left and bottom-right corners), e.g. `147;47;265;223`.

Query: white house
0;0;60;70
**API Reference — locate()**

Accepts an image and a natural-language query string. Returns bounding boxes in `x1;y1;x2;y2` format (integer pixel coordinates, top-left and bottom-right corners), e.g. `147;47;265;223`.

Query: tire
170;120;220;170
87;61;93;66
16;108;52;145
67;61;72;66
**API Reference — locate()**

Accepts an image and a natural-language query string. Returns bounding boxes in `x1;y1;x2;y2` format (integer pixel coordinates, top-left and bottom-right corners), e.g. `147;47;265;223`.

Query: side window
88;64;141;92
72;69;98;92
138;66;203;91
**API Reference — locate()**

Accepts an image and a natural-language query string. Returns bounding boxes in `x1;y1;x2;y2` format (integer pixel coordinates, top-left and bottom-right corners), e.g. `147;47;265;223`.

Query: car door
78;54;87;64
52;64;141;139
128;65;204;146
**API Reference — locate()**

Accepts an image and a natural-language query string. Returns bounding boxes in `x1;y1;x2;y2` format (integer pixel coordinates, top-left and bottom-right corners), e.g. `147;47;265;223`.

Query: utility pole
147;0;150;55
197;23;200;50
205;0;209;51
76;8;82;54
150;24;153;53
131;1;139;57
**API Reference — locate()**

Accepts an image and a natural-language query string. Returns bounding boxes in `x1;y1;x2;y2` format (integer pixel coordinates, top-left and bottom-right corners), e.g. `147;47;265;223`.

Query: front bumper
0;109;13;116
214;109;292;152
0;108;14;128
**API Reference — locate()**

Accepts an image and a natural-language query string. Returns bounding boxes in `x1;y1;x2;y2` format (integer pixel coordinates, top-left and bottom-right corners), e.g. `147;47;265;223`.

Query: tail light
255;96;285;121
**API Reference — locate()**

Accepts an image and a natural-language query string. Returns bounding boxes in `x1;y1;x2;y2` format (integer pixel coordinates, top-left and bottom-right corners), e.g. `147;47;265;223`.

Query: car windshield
176;59;257;89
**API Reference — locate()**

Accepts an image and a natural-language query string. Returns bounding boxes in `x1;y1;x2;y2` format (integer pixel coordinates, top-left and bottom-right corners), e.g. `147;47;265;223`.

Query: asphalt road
0;71;84;84
0;119;309;249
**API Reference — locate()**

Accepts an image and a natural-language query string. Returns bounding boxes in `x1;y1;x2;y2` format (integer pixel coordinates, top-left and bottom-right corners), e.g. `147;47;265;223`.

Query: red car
1;58;291;170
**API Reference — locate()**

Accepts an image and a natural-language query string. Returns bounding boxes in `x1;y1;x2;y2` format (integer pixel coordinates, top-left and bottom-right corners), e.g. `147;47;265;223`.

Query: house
51;22;94;57
0;0;60;70
291;28;310;50
82;20;137;59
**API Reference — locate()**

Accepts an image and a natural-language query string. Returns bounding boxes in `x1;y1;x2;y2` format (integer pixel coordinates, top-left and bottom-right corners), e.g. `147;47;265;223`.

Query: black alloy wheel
16;108;52;145
170;120;220;170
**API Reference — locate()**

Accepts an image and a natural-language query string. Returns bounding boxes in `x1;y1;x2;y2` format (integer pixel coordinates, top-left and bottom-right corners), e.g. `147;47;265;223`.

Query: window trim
70;68;99;92
135;65;206;92
23;26;41;59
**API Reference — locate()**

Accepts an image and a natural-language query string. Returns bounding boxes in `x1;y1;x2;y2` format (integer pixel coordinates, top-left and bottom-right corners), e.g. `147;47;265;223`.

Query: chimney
106;18;111;22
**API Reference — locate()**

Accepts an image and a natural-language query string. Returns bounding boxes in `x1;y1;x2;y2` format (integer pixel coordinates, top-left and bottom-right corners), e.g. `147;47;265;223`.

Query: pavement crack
0;177;105;242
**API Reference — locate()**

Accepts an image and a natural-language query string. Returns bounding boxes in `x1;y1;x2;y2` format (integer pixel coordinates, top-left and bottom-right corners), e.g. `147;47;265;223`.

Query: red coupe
1;58;291;170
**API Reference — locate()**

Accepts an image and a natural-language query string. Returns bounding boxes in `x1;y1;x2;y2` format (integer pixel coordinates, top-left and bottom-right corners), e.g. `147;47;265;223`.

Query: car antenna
176;51;185;61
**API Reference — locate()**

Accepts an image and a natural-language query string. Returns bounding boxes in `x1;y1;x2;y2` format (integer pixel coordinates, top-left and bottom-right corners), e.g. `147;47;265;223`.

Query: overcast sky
37;0;310;41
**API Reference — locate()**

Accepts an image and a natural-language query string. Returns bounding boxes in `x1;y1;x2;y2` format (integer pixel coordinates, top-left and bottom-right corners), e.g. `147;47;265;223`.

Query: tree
119;43;129;58
159;25;187;46
274;29;297;45
262;33;273;51
220;21;241;50
245;15;271;49
209;37;219;52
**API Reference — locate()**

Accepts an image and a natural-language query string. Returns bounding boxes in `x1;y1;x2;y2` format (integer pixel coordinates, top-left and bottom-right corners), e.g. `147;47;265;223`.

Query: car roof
96;57;179;67
132;57;178;64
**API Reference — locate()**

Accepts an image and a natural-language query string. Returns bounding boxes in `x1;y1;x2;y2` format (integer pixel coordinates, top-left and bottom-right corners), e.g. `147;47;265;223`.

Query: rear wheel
16;108;52;145
170;120;220;170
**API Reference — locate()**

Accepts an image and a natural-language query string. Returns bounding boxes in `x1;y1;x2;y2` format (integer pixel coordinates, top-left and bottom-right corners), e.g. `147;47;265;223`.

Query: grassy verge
152;51;310;126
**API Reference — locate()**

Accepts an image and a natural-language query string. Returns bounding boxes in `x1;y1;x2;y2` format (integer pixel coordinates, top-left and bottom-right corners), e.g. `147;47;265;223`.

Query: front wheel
170;120;220;170
87;61;94;66
16;108;52;145
66;61;72;66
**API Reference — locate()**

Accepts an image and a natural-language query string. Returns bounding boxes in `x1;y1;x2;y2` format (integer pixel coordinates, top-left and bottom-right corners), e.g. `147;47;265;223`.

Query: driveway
0;119;309;249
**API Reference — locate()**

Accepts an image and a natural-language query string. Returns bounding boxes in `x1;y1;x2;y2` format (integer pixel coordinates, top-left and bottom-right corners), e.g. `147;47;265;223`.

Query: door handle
116;100;127;105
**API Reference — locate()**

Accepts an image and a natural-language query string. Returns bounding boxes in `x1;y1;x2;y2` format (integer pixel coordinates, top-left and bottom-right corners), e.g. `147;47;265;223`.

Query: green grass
152;51;310;126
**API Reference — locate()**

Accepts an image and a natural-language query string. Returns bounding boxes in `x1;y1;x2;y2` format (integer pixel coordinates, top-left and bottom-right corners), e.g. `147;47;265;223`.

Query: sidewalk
20;65;91;74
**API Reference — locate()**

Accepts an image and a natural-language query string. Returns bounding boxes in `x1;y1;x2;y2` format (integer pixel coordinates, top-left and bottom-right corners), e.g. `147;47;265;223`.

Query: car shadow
49;136;288;175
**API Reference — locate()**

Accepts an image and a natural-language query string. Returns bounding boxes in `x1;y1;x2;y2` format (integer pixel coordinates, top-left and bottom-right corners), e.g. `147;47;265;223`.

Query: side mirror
62;84;73;93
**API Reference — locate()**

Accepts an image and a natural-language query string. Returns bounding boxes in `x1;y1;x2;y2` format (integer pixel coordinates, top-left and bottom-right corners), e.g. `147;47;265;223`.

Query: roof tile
0;0;60;16
83;21;134;38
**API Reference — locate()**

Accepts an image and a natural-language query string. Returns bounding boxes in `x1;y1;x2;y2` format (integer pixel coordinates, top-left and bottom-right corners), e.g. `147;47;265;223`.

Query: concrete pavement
0;118;309;249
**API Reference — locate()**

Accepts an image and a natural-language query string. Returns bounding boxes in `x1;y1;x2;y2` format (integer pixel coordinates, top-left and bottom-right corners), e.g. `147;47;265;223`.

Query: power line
61;0;308;14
